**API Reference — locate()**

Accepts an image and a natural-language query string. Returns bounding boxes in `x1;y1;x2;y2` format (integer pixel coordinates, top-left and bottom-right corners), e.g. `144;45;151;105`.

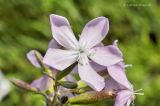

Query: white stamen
134;88;143;92
133;88;144;96
134;92;144;95
76;46;92;65
125;64;133;68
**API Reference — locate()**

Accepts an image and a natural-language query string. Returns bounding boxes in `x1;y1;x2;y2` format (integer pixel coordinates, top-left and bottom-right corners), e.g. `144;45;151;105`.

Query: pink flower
105;62;144;106
27;49;76;94
27;50;55;91
43;14;123;91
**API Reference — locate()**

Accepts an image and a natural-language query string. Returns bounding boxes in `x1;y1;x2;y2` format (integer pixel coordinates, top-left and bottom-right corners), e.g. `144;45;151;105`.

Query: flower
27;47;76;94
27;50;55;91
43;14;123;91
105;62;144;106
0;71;10;101
26;39;60;91
71;40;131;91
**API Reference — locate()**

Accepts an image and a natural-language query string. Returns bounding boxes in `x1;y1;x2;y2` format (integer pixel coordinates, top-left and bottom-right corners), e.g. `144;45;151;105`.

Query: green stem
51;81;59;106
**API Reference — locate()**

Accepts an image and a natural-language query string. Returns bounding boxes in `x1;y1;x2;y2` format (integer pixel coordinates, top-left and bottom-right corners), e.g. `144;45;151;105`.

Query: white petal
79;17;109;48
0;71;10;101
78;63;105;91
31;75;52;91
48;39;60;49
43;48;78;71
50;14;78;49
90;45;123;66
107;62;132;89
26;50;41;68
105;77;122;91
115;90;131;106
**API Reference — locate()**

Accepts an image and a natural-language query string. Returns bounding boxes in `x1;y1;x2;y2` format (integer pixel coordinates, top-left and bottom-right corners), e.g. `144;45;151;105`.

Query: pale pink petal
48;39;59;49
27;50;40;68
64;74;76;82
113;40;123;56
43;48;78;71
107;62;132;89
90;45;123;66
79;17;109;49
71;65;78;74
78;63;105;91
50;14;78;49
105;77;123;91
90;61;106;72
0;71;10;101
126;99;132;106
72;61;106;74
31;75;52;91
115;90;131;106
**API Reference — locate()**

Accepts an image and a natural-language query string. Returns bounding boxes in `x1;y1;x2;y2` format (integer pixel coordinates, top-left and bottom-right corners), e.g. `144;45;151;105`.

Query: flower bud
68;90;115;104
10;78;38;92
59;81;77;89
34;51;52;76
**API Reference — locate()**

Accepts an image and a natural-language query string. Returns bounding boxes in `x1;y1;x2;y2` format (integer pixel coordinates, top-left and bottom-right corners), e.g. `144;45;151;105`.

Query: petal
71;65;78;74
113;40;123;56
50;14;78;49
31;75;52;91
126;99;132;106
72;61;106;74
64;74;76;82
43;48;78;71
0;71;10;101
79;17;109;48
78;63;105;91
27;50;40;68
48;39;60;49
90;45;123;66
90;61;106;72
107;62;132;89
105;77;123;91
115;90;131;106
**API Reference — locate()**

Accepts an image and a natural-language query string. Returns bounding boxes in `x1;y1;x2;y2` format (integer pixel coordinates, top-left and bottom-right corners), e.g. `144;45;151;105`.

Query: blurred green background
0;0;160;106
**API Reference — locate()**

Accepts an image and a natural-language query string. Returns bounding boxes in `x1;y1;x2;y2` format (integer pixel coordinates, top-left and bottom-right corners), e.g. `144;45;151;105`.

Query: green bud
59;81;77;89
34;51;52;76
68;90;115;104
10;78;38;92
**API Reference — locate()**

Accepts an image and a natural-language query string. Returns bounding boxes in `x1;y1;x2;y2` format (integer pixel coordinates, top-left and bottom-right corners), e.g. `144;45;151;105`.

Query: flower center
77;47;91;65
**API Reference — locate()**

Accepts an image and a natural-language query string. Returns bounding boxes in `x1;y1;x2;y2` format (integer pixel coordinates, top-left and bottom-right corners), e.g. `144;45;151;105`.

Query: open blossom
0;71;10;101
105;62;143;106
43;14;123;91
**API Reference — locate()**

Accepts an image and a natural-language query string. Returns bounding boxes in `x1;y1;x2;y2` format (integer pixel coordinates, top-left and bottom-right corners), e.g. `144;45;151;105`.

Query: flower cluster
11;14;143;106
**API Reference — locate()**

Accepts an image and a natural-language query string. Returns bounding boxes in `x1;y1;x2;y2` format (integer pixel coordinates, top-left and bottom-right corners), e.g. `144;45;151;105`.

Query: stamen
125;64;133;68
113;40;118;46
134;88;143;92
133;88;144;95
134;92;144;95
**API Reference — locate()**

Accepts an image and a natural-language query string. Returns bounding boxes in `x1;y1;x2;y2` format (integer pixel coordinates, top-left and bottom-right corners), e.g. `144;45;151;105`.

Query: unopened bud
59;81;77;89
10;78;38;92
68;90;115;104
34;51;52;76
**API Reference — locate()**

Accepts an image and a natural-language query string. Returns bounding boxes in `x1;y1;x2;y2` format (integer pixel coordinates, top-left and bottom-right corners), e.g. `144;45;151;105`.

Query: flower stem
51;81;59;106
